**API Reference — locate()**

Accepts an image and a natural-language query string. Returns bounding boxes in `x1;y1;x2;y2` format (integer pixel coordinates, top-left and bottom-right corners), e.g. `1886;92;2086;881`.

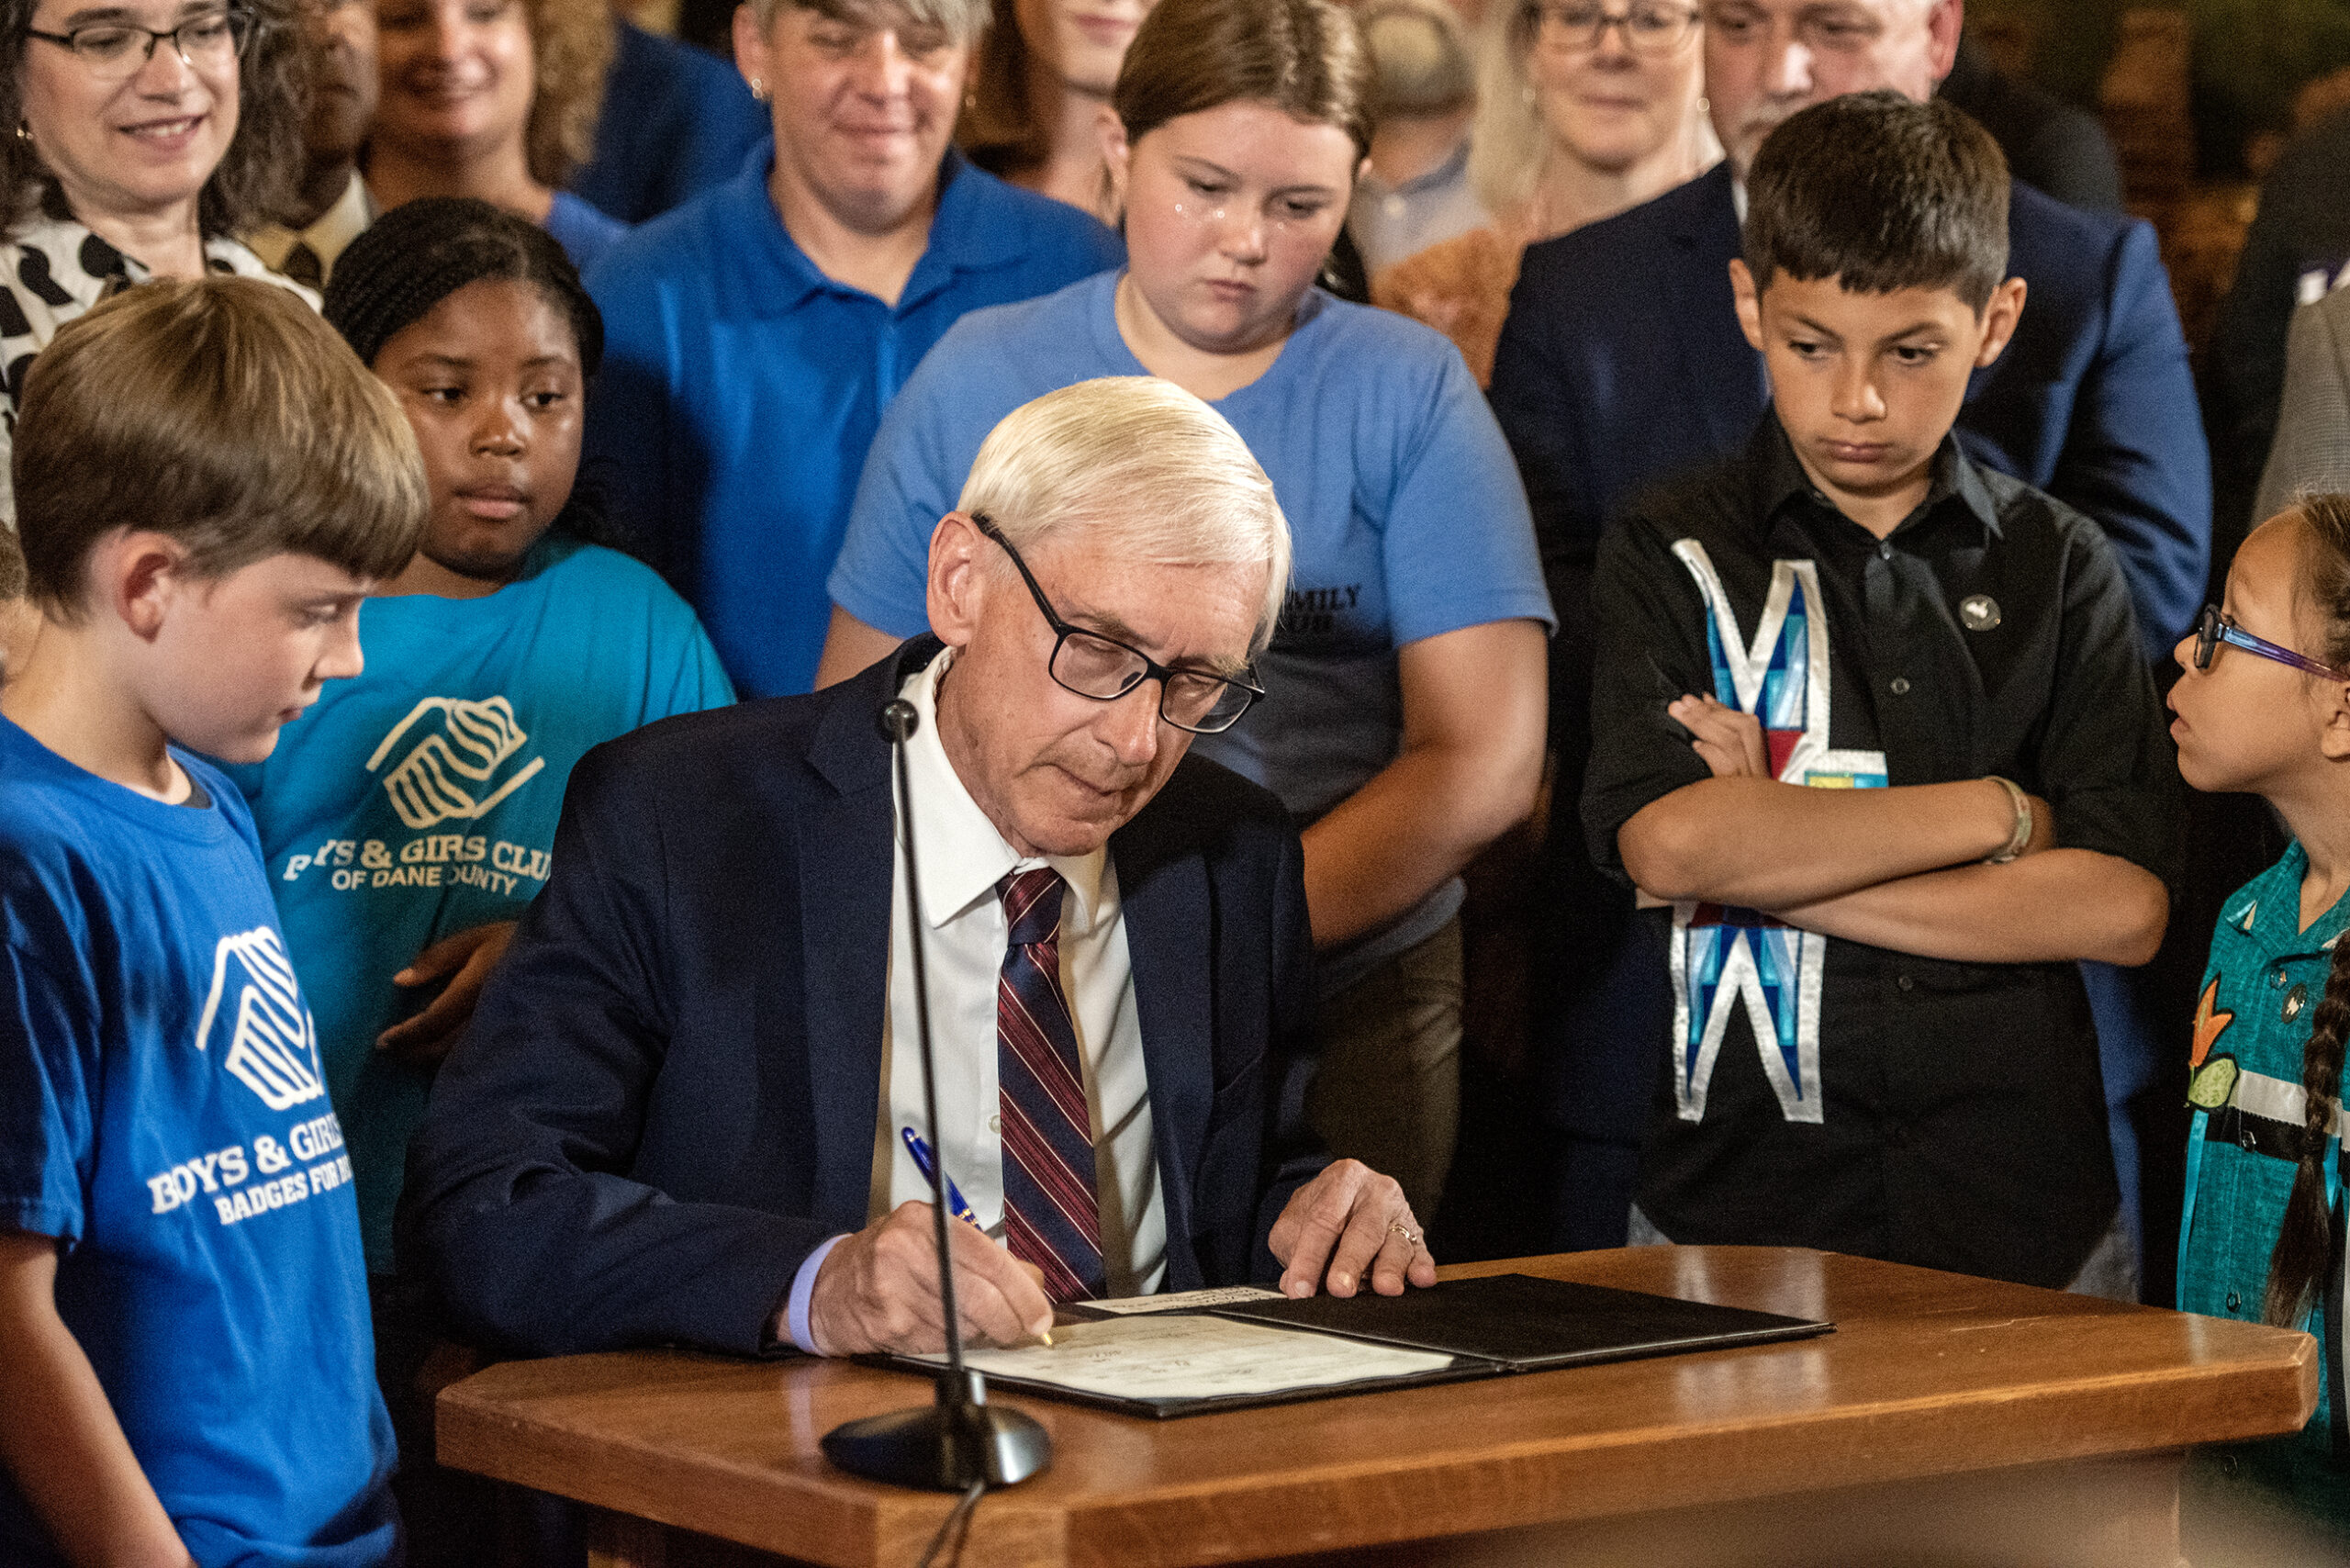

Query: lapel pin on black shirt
1960;595;2002;632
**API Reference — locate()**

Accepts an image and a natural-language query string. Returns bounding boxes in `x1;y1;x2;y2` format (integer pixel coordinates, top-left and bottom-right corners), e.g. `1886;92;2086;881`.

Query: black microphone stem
890;720;968;1389
820;692;1049;1491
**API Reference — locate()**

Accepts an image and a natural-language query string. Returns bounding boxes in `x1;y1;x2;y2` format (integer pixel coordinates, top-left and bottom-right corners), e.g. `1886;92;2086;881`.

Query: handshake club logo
366;695;546;831
196;928;325;1112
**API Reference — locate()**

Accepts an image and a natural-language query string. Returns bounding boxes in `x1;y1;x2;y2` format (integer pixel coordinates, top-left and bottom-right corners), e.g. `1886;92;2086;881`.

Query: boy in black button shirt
1582;92;2178;1293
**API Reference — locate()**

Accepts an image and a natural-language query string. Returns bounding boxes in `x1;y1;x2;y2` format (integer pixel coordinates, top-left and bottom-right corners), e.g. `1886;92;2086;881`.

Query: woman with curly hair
364;0;625;271
0;0;308;523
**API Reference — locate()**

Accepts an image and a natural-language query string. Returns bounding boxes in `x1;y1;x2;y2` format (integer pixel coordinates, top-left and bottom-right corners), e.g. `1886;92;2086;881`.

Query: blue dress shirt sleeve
784;1233;845;1353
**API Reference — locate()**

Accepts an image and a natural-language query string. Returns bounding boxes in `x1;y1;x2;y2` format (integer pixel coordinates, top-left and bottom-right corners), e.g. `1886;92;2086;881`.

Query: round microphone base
821;1372;1053;1491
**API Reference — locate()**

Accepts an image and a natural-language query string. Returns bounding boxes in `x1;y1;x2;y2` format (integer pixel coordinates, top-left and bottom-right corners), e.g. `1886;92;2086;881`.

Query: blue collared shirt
583;142;1123;698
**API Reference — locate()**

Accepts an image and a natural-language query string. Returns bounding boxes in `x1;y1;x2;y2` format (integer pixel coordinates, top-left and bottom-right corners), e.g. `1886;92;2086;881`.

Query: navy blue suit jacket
401;640;1325;1358
567;21;767;226
1490;162;2210;659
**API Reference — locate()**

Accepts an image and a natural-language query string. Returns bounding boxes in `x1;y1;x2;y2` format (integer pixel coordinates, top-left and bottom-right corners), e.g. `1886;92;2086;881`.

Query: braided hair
321;196;603;378
2265;491;2350;1327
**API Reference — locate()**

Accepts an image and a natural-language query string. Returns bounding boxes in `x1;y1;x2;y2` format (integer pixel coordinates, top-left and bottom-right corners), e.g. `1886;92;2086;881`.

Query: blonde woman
1371;0;1714;385
365;0;624;270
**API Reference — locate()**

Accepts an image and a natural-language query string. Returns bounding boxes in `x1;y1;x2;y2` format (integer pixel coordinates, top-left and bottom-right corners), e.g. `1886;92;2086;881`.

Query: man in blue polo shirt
584;0;1123;698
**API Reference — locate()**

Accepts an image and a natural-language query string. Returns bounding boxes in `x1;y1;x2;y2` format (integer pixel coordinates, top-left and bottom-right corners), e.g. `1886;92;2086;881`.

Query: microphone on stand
820;698;1054;1493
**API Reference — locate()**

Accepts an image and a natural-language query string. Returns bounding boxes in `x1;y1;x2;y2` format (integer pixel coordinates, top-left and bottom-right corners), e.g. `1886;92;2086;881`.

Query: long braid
2266;493;2350;1325
2268;939;2350;1324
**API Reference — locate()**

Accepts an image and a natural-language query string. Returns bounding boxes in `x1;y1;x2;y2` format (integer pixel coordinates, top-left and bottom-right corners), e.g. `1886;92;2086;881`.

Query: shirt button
1877;542;1894;560
1886;1121;1908;1148
988;1114;1002;1134
1896;973;1915;992
2226;1290;2242;1313
1889;677;1911;696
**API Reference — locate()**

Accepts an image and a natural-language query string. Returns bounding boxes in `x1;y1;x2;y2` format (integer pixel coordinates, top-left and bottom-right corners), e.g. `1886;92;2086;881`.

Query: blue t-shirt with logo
227;536;734;1269
0;721;397;1568
826;270;1555;986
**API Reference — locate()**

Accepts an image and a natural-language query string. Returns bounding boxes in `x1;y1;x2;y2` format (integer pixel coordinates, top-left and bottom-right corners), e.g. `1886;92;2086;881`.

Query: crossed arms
1619;694;2167;968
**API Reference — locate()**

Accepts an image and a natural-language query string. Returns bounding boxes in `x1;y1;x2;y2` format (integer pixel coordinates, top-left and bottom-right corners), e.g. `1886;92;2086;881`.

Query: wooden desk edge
434;1249;2322;1567
437;1350;2317;1566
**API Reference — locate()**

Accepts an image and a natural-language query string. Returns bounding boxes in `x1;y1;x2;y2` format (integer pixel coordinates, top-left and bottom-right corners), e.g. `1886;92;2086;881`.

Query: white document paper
906;1314;1455;1403
1082;1284;1285;1316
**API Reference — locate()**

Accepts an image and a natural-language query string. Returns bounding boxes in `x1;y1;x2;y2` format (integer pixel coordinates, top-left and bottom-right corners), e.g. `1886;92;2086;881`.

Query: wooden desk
437;1248;2317;1567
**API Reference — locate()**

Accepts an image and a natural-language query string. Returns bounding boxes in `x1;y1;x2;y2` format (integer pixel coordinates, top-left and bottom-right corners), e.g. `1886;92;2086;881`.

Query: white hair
957;377;1292;654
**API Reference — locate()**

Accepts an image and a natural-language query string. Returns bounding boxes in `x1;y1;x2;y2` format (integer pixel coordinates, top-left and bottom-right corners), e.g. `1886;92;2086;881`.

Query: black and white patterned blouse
0;212;316;524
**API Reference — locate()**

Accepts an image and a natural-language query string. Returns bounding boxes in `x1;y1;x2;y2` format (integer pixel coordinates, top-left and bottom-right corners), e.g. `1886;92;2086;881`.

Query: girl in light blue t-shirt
822;0;1553;1226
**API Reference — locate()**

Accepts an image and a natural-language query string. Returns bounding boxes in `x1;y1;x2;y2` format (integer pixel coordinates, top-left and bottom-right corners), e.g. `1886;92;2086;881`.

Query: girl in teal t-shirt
233;195;733;1555
2172;494;2350;1539
239;200;733;1276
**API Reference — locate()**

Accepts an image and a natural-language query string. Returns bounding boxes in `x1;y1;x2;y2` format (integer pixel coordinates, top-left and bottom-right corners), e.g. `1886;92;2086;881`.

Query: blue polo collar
720;141;1033;317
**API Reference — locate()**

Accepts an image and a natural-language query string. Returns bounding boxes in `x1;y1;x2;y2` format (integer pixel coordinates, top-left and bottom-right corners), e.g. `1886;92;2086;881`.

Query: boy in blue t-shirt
0;281;426;1565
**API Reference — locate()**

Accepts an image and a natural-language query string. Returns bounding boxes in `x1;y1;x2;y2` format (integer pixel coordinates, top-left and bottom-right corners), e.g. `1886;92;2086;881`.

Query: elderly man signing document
404;377;1437;1357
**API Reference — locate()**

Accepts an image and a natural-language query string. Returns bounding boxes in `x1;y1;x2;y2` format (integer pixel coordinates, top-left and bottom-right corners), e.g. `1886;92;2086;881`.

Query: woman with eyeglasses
0;0;306;524
1371;0;1714;386
819;0;1552;1226
364;0;626;273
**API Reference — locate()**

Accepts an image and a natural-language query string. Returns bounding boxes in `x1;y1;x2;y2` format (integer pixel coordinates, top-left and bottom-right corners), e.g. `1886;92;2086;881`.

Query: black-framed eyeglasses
28;6;252;79
2192;603;2344;679
1526;0;1699;54
974;513;1265;735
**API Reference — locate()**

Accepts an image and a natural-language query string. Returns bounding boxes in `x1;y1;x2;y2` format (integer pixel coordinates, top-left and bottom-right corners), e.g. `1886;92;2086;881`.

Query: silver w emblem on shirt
365;696;547;831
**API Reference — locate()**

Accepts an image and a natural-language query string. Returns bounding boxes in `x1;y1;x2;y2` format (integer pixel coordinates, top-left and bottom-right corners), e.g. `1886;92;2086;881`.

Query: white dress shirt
784;650;1165;1350
243;171;377;286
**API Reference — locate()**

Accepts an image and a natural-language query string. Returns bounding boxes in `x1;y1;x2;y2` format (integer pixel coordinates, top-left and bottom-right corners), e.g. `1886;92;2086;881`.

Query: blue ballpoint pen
901;1126;981;1226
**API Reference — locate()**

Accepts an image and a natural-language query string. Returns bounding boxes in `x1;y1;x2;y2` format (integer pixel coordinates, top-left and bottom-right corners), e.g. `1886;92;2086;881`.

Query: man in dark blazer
1487;0;2206;1260
1492;0;2209;661
401;378;1432;1360
1937;32;2124;218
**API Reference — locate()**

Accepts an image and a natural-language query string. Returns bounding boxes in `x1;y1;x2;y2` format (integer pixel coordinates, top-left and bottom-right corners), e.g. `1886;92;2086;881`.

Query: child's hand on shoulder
1670;694;1770;779
377;922;520;1066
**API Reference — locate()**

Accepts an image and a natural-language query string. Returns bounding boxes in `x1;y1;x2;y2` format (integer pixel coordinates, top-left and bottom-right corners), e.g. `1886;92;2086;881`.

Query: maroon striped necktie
996;868;1105;1301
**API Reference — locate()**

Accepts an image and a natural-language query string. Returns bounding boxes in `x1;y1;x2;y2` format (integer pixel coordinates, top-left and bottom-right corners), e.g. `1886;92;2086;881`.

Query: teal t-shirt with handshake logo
229;534;733;1269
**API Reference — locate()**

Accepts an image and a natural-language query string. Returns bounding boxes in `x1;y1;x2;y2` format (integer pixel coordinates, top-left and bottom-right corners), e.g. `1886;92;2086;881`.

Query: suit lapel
795;643;938;1230
1112;801;1213;1293
1667;165;1772;454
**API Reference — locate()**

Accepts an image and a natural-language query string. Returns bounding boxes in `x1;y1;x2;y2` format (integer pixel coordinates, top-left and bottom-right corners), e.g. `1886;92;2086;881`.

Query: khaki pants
1304;918;1464;1222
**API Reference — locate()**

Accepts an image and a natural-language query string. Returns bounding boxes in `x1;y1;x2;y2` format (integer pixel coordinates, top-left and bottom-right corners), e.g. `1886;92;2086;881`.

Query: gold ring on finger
1388;1222;1422;1247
